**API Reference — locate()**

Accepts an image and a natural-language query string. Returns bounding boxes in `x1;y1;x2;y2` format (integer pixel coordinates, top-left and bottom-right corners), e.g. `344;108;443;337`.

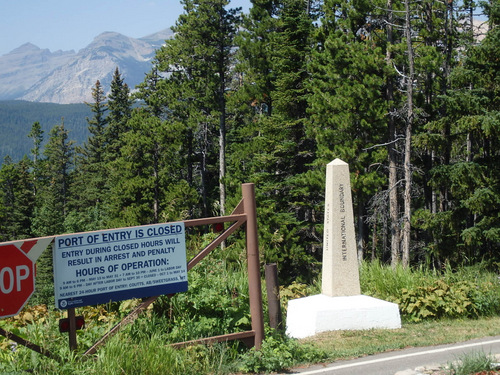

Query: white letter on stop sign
0;265;30;293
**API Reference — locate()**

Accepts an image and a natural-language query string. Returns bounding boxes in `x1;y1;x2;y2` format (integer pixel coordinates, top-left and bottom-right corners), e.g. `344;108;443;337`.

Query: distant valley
0;101;91;161
0;28;174;162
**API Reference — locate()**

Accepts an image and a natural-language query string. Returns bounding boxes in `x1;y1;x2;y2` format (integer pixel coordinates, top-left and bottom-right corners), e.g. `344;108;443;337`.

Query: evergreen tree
383;0;402;267
27;121;43;196
105;67;132;159
101;69;135;227
85;80;108;166
307;0;389;262
233;0;279;118
32;120;74;237
149;0;240;217
28;120;75;304
413;5;500;264
134;67;165;118
79;80;108;203
107;109;198;226
0;156;34;241
68;80;109;232
229;0;319;281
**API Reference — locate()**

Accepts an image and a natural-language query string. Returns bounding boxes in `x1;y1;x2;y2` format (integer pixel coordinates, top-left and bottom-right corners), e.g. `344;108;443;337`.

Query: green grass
3;316;498;374
84;333;237;375
1;261;499;374
448;351;499;375
301;316;500;361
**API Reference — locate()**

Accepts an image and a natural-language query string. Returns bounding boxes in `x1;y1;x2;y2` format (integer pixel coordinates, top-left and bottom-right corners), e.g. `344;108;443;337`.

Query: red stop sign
0;244;35;318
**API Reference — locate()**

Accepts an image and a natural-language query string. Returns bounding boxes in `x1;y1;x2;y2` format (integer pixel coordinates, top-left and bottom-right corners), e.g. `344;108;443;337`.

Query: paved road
283;336;500;375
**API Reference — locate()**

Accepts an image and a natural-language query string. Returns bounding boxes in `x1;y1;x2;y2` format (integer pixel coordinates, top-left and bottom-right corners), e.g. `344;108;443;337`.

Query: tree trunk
219;62;226;217
357;201;364;264
386;0;401;268
153;144;159;224
201;122;209;218
219;70;226;249
371;218;378;261
402;0;416;268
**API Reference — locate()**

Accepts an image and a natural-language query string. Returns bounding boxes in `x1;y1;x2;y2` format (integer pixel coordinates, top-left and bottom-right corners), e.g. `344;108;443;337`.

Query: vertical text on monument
339;183;348;262
321;159;361;297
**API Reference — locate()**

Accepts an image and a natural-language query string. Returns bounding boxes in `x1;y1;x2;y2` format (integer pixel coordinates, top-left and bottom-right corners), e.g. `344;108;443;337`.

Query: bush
395;280;477;321
151;258;252;343
360;261;500;322
237;329;328;373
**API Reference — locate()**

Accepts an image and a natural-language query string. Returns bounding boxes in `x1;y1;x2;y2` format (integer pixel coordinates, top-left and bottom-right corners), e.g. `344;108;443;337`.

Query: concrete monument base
286;294;401;339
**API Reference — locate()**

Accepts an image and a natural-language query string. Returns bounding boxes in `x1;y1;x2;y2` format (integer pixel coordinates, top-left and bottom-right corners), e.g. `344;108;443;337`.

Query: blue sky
0;0;251;56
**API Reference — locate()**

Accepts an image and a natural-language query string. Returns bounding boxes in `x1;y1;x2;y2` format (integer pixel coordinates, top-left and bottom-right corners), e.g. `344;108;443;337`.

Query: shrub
395;280;477;322
237;329;328;373
150;258;252;343
360;261;500;322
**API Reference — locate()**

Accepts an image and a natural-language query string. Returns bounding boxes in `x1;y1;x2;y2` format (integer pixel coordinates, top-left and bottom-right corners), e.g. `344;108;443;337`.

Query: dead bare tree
401;0;416;268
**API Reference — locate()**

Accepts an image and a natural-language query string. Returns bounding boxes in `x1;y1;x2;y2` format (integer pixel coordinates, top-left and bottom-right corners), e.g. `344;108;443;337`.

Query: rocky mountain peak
8;42;42;54
0;29;174;104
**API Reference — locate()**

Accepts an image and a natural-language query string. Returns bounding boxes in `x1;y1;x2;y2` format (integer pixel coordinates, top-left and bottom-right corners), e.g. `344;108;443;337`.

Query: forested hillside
0;101;90;160
0;0;498;286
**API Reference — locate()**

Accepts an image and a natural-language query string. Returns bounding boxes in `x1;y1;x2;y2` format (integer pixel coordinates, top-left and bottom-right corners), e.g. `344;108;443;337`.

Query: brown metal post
265;263;283;331
0;327;62;362
68;307;77;351
242;183;264;349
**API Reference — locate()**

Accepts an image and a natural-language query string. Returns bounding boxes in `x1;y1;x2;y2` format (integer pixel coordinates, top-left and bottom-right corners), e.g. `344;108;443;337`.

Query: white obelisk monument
286;159;401;339
321;159;361;297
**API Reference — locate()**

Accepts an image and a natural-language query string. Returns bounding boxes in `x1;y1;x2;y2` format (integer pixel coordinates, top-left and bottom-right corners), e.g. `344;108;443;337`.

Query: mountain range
0;29;174;104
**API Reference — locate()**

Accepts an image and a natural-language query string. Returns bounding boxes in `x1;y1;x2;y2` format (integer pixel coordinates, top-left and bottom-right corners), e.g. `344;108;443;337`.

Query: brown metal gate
0;183;264;361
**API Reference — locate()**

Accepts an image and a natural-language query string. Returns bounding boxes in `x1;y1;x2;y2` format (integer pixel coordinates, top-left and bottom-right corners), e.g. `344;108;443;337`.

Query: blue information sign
53;223;188;309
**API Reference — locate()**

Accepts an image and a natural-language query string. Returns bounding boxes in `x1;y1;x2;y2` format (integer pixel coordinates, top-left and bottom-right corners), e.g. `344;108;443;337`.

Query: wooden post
68;307;77;351
265;263;283;331
242;183;264;349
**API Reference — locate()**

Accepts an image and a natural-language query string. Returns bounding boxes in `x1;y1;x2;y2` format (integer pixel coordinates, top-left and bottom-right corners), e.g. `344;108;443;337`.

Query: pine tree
233;0;279;117
393;0;416;267
85;80;108;165
68;80;109;232
100;69;135;227
307;0;389;262
79;80;108;204
107;109;199;226
31;120;74;237
134;67;165;118
27;121;75;304
149;0;240;217
413;4;500;264
383;0;402;267
229;0;320;281
105;67;132;159
27;121;43;196
0;156;34;241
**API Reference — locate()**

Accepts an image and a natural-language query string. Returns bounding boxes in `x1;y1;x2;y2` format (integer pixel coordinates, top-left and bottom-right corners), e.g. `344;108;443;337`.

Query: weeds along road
283;336;500;375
